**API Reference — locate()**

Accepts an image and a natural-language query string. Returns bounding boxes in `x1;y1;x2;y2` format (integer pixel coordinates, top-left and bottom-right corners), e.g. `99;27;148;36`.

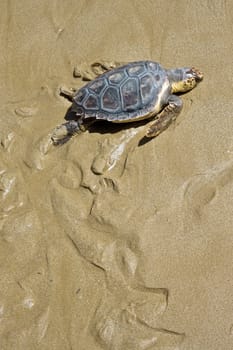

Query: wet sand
1;1;233;349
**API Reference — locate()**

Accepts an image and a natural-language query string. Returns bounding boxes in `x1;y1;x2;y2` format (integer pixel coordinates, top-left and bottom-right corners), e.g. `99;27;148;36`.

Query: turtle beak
190;67;204;82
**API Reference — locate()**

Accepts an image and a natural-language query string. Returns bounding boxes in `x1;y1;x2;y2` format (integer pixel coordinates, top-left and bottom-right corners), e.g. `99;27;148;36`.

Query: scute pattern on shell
72;61;169;122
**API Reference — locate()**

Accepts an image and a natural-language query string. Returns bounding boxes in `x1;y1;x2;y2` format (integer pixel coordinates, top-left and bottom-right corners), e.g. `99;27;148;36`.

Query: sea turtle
51;61;203;144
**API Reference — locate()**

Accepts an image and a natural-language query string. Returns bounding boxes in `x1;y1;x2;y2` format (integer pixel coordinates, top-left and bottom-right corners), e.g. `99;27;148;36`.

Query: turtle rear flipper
51;120;85;145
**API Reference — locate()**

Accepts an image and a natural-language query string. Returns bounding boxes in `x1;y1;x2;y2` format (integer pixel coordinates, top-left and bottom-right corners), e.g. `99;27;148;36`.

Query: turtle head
167;67;203;93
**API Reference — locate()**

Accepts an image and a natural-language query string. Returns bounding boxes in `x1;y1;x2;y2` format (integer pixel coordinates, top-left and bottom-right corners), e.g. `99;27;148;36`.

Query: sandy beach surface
1;1;233;349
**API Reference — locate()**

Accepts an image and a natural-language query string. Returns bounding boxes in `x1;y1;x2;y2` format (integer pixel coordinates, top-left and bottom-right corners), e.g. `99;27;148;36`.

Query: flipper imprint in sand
50;135;233;349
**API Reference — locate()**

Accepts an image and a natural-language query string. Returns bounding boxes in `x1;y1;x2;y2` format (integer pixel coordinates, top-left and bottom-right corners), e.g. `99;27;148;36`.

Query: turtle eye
185;69;194;79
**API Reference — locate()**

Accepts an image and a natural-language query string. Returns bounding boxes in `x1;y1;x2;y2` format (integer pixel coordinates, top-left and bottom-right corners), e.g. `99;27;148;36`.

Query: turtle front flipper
51;120;86;145
146;95;183;138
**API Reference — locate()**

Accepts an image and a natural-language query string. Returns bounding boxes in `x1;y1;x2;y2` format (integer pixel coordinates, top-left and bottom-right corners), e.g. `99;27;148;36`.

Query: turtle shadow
64;107;155;146
138;135;155;146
